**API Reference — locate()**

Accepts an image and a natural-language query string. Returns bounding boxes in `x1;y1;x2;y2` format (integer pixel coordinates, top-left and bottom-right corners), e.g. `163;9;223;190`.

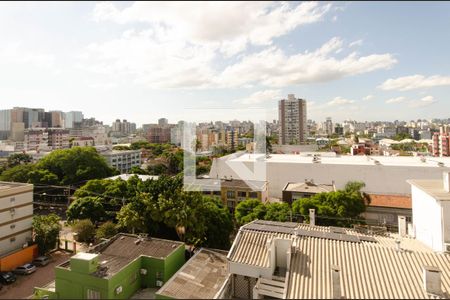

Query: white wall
210;157;450;198
0;205;33;224
443;201;450;245
411;186;443;252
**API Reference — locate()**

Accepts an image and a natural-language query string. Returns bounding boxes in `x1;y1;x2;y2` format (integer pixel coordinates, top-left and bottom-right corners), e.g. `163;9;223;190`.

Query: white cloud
78;33;397;89
349;39;363;47
409;95;437;108
363;94;374;101
93;1;332;56
327;96;355;106
378;74;450;91
233;89;282;105
218;38;396;88
385;96;405;104
0;42;55;69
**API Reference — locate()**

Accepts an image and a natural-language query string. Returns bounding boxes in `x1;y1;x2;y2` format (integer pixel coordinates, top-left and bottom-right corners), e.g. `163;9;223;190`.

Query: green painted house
33;234;185;299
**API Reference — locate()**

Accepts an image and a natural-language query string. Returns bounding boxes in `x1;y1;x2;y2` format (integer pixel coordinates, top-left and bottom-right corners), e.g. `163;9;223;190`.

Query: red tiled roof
366;194;412;209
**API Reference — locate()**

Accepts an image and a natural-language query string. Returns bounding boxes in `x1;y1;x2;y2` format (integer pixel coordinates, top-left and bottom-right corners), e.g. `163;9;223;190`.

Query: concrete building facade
278;94;307;145
0;181;34;257
101;149;142;173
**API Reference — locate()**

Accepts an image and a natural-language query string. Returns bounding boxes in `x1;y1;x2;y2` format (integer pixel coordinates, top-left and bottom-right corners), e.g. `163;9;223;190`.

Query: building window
213;191;221;196
87;289;101;299
249;192;258;198
10;224;15;229
10;197;15;203
10;237;16;243
226;191;235;199
237;191;247;198
227;201;235;208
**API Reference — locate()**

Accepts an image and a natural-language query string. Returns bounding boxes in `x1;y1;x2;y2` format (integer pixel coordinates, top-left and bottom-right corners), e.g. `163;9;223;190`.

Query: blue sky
0;1;449;126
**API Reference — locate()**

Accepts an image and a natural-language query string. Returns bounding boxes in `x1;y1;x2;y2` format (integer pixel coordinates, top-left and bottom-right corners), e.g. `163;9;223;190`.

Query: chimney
423;266;442;296
309;209;316;226
331;265;342;299
398;216;407;237
332;180;336;192
444;172;450;193
395;239;402;252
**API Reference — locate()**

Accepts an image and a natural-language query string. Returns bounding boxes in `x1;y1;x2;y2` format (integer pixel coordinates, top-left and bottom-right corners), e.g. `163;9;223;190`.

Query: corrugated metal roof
229;220;450;299
156;248;229;299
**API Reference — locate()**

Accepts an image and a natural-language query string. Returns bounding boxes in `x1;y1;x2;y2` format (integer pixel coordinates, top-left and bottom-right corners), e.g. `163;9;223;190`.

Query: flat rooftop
195;178;267;191
283;181;335;193
107;174;159;181
408;179;450;201
0;181;33;197
156;248;229;299
229;153;450;168
60;234;183;278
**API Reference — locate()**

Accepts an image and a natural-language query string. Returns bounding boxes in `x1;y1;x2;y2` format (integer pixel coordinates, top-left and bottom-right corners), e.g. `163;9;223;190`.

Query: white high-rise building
64;111;84;129
278;94;307;144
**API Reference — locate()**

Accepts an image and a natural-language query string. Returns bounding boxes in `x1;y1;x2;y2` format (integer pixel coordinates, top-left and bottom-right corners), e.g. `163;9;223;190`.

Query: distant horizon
1;2;450;126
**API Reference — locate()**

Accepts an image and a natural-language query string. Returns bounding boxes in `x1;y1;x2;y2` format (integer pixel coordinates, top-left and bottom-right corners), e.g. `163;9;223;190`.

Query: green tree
116;202;147;234
202;197;233;250
7;153;32;168
0;164;36;182
66;196;107;223
37;147;115;185
130;165;148;175
32;213;62;255
264;202;291;222
72;219;96;243
95;221;118;240
235;199;267;225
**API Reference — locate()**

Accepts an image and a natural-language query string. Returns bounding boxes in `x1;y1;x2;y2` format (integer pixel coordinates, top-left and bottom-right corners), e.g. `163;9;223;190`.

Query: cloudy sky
0;1;449;126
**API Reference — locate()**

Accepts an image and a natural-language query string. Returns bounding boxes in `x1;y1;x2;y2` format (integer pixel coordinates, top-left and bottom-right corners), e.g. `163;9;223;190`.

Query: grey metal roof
229;220;450;299
156;248;229;299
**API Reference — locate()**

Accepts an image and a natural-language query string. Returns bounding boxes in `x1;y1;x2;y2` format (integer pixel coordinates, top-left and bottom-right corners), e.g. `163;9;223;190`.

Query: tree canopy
32;213;62;255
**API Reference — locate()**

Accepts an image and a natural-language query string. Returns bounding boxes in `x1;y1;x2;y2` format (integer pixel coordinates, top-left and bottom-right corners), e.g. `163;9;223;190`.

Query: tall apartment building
0;181;33;257
0;109;11;140
278;94;307;145
64;111;84;129
324;117;333;136
432;125;450;157
24;128;70;151
146;124;173;144
111;119;136;135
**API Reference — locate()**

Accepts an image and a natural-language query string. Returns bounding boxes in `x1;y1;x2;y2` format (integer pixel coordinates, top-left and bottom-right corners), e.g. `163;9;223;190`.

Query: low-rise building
408;172;450;252
34;234;185;299
226;219;450;299
281;180;335;205
363;193;412;228
0;181;37;272
155;248;230;299
101;149;142;174
198;178;268;211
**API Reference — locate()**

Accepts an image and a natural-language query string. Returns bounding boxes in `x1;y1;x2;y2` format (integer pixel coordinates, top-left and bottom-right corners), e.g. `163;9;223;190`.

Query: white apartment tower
278;94;307;144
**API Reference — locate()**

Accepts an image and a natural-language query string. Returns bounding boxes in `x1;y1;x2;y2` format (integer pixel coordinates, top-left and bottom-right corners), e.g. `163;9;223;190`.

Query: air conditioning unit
140;268;147;275
115;286;123;295
156;280;163;287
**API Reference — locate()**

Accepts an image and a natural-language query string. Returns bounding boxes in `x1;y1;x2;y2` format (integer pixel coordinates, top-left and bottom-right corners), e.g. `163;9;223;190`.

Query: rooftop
229;153;450;168
283;181;335;193
195;178;267;191
59;234;183;278
107;174;159;181
408;179;450;201
366;193;412;209
156;248;229;299
0;181;33;197
229;220;450;299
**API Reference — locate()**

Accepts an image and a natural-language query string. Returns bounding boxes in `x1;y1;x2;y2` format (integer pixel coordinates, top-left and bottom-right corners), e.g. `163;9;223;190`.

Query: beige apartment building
0;181;34;257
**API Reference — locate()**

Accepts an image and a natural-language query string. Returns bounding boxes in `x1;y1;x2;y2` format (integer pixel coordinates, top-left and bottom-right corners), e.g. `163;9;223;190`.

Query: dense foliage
72;219;96;243
72;175;233;249
95;221;118;240
235;181;367;227
32;213;62;255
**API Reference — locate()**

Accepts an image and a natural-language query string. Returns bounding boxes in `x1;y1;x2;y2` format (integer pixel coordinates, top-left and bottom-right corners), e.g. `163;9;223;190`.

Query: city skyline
1;2;450;125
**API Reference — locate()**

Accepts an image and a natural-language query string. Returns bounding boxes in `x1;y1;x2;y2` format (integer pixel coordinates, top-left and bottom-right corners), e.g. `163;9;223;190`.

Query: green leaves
32;214;62;255
66;196;107;223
